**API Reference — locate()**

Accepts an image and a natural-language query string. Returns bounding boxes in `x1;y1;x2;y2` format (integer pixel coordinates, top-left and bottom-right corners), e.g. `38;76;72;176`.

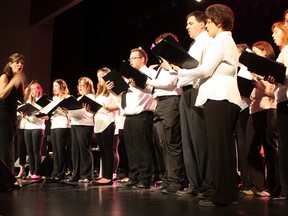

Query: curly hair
205;4;234;31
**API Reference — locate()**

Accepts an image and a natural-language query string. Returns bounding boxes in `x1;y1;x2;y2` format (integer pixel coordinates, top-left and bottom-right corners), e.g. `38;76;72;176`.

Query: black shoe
161;183;182;194
117;180;137;188
199;199;238;207
161;187;178;194
272;187;288;200
197;192;205;199
132;182;150;190
66;178;79;182
150;184;167;192
199;199;216;207
176;188;198;197
50;177;61;182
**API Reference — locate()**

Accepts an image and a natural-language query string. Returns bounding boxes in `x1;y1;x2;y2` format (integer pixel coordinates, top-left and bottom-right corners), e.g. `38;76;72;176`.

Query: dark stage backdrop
38;0;288;96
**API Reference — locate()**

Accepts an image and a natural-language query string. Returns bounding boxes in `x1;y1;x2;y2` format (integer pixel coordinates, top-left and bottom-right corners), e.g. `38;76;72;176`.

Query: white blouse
50;96;71;129
94;93;118;133
69;93;95;126
24;102;46;130
274;45;288;103
178;31;241;107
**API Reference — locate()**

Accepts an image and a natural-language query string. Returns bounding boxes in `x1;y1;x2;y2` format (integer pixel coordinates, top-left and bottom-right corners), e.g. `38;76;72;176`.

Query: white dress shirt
148;66;182;98
177;31;212;88
121;66;156;115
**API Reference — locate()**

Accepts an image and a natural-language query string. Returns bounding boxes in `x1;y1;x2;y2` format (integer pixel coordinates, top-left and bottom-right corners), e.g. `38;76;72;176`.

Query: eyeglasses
128;56;142;62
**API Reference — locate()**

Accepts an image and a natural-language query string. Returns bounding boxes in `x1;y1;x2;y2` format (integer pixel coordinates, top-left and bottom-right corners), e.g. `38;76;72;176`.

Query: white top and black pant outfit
149;66;183;193
121;66;157;189
24;103;46;177
68;94;94;182
177;31;213;196
94;93;117;182
179;31;242;205
50;96;71;180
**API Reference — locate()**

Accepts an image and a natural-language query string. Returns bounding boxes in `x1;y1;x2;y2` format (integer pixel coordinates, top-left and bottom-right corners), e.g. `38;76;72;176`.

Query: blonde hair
53;79;70;98
24;81;43;105
96;67;111;97
77;77;95;95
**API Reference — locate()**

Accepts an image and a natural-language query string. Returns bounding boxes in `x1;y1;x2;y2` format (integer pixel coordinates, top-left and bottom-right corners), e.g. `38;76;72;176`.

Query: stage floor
1;180;288;216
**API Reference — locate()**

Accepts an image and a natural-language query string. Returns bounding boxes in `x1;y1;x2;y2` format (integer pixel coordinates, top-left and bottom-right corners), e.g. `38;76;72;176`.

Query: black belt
126;111;154;117
156;95;180;101
181;85;193;91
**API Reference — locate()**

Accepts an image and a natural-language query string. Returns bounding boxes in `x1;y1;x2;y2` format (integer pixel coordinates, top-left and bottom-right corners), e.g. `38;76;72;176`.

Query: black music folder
120;61;148;89
35;96;80;117
37;95;102;117
17;103;40;116
151;35;199;69
102;69;129;95
35;95;53;107
239;50;286;84
78;95;102;113
237;76;255;98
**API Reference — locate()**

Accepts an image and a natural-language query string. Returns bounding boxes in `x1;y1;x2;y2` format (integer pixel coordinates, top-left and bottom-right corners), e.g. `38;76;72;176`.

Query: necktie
121;91;127;109
189;40;195;49
151;66;162;95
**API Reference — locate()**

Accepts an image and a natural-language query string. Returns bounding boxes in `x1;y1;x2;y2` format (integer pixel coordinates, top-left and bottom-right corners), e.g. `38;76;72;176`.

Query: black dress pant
18;129;27;166
203;100;240;205
24;129;44;176
50;128;71;179
70;125;94;180
154;95;183;186
277;101;288;194
118;129;129;177
0;112;16;172
123;111;154;184
180;88;212;193
235;107;251;189
96;122;115;180
246;109;281;196
246;114;265;191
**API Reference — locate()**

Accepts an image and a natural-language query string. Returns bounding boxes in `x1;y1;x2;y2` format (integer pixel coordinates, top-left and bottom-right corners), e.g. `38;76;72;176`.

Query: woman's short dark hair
205;4;235;31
